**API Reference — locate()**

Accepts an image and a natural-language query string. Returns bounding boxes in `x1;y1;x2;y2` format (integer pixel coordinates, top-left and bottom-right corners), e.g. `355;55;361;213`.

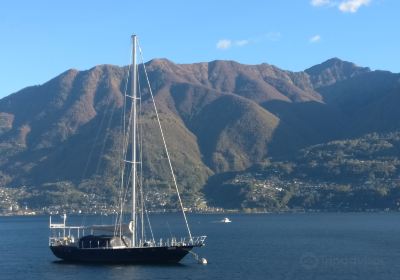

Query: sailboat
49;35;206;263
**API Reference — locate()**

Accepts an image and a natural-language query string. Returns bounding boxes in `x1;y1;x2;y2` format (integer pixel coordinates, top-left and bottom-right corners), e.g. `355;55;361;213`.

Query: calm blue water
1;213;400;280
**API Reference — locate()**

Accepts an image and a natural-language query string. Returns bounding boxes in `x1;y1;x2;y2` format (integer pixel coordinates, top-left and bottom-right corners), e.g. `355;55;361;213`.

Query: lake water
1;212;400;280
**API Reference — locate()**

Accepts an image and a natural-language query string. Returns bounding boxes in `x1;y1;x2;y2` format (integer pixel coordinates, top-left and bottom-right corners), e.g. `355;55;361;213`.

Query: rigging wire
137;67;146;244
79;68;123;232
115;58;132;237
137;39;193;241
94;102;118;175
143;193;155;242
114;36;193;244
81;100;109;179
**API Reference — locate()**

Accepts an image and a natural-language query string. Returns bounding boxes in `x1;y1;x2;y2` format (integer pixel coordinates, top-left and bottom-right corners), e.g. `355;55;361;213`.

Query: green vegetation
205;132;400;211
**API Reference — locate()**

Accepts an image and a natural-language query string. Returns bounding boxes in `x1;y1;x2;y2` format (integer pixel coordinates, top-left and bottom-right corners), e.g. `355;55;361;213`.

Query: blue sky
0;0;398;98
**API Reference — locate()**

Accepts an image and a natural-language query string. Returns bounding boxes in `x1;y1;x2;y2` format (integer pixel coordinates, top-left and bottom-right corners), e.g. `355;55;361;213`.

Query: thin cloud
310;35;321;43
216;39;232;50
215;39;251;50
339;0;370;13
310;0;331;7
216;32;281;50
310;0;372;13
235;40;249;47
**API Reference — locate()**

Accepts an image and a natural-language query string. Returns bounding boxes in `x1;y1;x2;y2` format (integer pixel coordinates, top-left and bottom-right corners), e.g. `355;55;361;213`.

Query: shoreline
1;208;398;217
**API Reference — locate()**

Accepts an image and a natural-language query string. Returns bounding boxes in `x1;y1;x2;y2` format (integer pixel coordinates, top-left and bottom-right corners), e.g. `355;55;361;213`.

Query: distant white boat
221;217;232;223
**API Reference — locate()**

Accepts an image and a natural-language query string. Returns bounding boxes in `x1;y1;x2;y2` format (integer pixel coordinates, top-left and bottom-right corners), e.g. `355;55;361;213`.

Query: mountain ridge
1;57;399;209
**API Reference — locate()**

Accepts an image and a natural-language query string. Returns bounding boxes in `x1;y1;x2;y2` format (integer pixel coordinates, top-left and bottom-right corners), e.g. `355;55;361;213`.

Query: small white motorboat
221;217;232;223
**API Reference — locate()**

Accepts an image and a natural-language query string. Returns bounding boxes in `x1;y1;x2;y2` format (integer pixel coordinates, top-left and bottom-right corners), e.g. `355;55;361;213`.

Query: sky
0;0;399;98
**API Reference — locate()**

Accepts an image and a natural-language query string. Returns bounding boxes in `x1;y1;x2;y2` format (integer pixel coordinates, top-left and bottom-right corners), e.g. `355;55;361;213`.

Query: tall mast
131;34;137;247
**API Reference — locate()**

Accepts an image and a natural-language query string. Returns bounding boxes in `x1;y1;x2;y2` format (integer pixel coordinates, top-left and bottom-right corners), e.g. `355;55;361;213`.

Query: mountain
305;57;370;88
319;70;400;136
0;58;399;209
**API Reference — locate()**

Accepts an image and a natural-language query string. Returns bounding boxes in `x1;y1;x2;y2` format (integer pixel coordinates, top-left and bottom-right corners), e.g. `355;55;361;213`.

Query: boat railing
50;235;207;248
188;235;207;246
49;236;78;246
151;235;207;248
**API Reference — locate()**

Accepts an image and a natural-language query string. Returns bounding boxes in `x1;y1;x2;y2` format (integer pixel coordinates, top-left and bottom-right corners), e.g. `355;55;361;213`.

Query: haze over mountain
0;58;399;208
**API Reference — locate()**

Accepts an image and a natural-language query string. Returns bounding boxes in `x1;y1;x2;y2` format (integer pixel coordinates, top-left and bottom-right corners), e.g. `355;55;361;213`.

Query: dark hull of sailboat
50;245;194;264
